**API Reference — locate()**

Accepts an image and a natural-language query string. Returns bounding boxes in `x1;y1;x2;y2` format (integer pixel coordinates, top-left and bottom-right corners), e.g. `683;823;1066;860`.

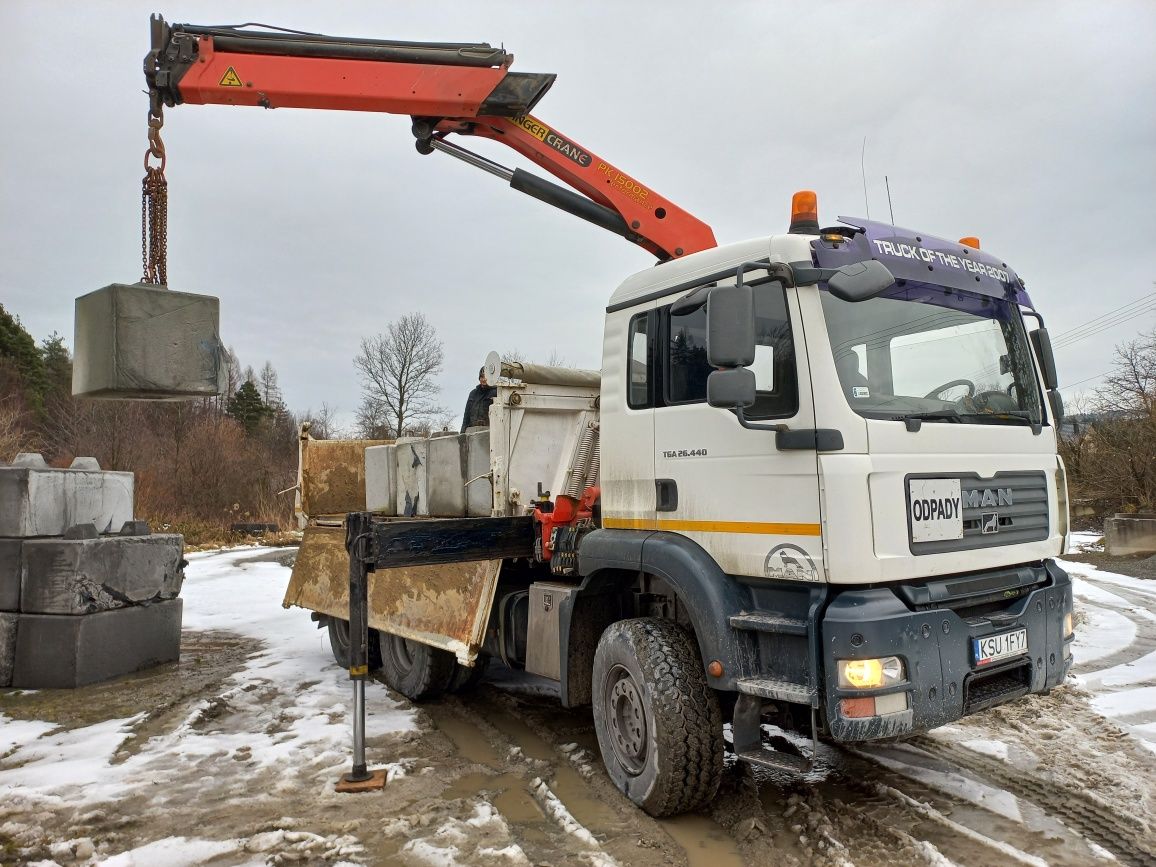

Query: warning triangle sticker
219;67;243;87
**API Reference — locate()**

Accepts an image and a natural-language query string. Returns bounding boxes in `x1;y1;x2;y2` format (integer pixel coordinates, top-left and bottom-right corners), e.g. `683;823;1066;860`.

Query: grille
964;662;1031;715
909;471;1049;555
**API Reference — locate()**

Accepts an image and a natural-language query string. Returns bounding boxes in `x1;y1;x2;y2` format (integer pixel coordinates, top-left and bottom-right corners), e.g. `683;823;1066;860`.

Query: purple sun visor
812;217;1033;309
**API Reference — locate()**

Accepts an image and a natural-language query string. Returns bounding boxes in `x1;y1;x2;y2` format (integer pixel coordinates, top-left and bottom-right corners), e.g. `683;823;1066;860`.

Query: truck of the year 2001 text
145;17;1074;816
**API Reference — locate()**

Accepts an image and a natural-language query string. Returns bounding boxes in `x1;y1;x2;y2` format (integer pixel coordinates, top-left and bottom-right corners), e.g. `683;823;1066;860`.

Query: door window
663;285;798;419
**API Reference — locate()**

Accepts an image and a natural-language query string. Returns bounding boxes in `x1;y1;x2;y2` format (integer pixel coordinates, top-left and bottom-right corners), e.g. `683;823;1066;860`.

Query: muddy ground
2;548;1155;867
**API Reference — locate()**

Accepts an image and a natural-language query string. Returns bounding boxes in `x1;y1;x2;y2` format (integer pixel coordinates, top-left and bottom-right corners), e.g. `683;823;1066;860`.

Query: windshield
820;282;1043;424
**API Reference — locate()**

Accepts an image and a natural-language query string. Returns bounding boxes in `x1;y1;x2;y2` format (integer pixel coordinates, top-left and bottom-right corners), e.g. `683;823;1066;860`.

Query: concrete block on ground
395;438;429;517
365;444;397;515
0;612;16;686
0;540;20;611
12;598;183;688
20;534;184;615
427;434;467;518
1104;514;1156;556
465;429;492;517
0;460;133;537
73;283;225;399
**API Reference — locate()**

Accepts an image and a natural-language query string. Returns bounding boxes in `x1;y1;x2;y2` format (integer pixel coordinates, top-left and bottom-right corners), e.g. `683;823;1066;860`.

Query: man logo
764;544;820;582
981;512;1000;534
963;488;1013;509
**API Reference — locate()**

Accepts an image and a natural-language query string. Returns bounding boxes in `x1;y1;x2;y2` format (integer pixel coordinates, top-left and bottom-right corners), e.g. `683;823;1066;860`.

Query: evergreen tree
40;332;72;397
0;303;48;408
226;380;270;434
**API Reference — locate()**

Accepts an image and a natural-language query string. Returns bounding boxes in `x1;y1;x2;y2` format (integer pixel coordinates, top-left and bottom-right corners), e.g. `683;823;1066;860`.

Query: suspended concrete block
73;283;225;399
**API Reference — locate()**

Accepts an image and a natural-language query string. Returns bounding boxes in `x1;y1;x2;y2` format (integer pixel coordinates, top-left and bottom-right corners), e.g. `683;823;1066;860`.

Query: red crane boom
145;16;717;260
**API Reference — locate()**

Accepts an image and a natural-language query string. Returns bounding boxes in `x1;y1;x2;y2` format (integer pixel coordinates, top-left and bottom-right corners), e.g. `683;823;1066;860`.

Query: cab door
652;283;824;581
599;306;657;529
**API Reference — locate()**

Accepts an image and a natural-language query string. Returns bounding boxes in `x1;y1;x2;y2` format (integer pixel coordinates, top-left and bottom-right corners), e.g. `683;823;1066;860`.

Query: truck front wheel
377;632;455;700
591;618;723;817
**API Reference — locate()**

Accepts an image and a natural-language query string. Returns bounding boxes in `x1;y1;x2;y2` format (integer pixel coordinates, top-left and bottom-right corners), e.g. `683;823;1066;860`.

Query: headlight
1063;611;1074;639
838;656;904;689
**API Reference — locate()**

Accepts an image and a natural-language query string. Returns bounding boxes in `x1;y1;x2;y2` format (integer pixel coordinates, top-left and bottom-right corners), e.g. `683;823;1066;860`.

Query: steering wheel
973;390;1020;413
924;379;975;401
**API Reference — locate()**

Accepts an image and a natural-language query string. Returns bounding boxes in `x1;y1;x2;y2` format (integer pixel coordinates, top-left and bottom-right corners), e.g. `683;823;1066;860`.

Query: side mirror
1048;389;1064;424
826;260;896;302
707;368;756;409
1030;327;1059;391
706;285;755;368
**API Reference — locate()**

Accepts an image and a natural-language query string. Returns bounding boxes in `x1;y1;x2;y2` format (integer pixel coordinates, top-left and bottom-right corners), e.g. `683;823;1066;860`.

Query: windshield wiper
896;410;961;432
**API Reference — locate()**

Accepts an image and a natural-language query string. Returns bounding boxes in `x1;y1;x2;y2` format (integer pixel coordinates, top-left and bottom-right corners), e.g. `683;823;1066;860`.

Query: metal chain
141;111;168;284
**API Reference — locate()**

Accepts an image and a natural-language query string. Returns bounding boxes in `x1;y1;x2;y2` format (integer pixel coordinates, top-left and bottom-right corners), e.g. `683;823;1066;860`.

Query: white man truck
145;18;1074;817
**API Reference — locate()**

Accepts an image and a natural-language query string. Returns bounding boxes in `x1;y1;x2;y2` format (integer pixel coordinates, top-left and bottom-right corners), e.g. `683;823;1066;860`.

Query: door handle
655;478;678;512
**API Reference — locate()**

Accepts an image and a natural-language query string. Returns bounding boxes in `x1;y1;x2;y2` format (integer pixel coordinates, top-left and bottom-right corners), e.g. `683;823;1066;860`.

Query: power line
1051;292;1155;347
1053;304;1156;350
1052;290;1154;339
1062;370;1112;390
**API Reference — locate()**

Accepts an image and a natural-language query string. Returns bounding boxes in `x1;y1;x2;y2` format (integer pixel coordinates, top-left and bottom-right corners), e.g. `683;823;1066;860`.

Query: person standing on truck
461;367;497;431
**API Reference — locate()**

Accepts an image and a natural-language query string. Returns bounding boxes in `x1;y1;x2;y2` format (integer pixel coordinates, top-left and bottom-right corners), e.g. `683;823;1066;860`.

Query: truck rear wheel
447;654;489;693
591;618;723;817
326;617;381;670
377;632;456;700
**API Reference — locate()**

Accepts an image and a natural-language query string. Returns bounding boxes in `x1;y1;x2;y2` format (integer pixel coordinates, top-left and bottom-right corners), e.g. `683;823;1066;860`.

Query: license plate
973;628;1028;666
908;478;963;542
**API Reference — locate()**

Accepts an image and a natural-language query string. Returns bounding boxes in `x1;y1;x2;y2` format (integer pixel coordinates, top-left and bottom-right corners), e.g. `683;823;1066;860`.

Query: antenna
861;137;870;219
885;175;895;226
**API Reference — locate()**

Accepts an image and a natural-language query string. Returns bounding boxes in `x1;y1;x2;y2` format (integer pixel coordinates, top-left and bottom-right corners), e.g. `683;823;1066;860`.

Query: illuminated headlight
838;656;905;689
1063;611;1074;639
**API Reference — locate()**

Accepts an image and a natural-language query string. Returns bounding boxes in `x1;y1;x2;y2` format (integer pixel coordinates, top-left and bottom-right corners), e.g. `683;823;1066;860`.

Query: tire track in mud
463;684;757;867
770;742;1099;867
907;735;1156;867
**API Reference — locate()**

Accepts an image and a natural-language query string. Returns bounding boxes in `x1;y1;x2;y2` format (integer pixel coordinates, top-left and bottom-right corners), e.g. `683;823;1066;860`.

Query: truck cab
591;206;1072;754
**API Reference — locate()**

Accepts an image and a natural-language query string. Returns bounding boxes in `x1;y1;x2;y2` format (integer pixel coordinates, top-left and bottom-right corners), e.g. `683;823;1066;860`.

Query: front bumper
822;560;1073;742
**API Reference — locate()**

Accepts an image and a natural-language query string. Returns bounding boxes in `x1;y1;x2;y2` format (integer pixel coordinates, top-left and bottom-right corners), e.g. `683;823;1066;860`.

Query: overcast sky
1;1;1153;427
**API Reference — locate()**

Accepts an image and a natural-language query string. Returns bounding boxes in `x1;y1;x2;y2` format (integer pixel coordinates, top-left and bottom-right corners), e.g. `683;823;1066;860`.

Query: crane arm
145;16;716;260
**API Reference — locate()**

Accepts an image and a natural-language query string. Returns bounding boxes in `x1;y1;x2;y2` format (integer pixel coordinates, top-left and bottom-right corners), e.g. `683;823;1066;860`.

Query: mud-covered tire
326;618;381;669
377;631;456;700
592;618;723;817
447;655;489;694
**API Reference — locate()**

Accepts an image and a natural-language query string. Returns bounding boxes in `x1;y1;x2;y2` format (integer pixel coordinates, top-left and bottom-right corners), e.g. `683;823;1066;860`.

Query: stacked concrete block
427;434;468;517
0;455;184;688
388;431;494;519
464;429;492;517
0;453;133;536
395;437;429;517
364;444;397;515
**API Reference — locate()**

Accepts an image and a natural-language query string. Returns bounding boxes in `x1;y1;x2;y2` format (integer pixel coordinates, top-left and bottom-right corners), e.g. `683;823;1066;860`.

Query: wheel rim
604;664;648;775
388;634;416;674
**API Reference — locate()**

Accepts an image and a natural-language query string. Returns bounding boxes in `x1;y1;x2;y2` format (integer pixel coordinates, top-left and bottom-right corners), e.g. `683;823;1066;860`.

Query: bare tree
0;395;37;461
258;361;284;413
1062;327;1156;514
1099;327;1156;417
354;313;446;438
301;402;342;440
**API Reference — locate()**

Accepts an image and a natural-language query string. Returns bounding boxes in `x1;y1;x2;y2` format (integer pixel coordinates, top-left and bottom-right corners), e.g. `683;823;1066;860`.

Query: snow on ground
0;547;416;862
1058;553;1156;753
